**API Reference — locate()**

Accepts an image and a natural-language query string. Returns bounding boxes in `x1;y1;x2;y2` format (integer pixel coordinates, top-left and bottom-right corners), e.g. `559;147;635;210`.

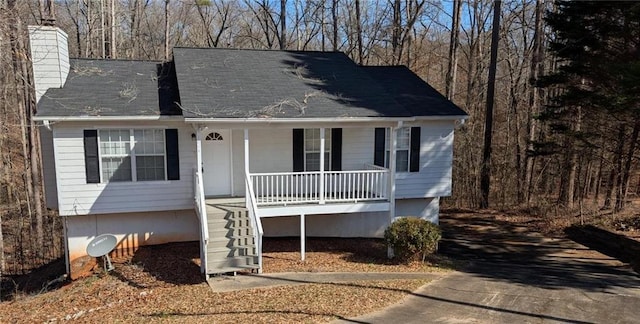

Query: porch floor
205;196;390;218
204;197;246;211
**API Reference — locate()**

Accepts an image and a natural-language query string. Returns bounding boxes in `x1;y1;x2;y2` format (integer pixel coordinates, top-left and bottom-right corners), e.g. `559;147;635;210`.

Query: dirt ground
4;206;637;323
0;237;448;323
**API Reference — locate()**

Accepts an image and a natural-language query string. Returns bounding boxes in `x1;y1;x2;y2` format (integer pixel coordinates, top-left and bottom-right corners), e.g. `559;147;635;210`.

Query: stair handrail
193;168;209;273
245;174;263;272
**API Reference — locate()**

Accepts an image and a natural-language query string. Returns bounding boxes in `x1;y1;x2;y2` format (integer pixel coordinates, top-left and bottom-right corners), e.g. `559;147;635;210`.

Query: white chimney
28;26;70;104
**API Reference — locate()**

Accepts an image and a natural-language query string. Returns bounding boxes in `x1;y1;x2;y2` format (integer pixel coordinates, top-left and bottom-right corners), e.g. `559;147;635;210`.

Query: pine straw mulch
0;238;448;323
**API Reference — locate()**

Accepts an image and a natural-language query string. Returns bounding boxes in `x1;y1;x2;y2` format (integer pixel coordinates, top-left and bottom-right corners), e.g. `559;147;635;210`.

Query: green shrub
384;217;441;263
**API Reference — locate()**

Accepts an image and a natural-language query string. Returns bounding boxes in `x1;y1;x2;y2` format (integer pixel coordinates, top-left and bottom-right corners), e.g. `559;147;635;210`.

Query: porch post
244;129;250;207
319;128;326;204
388;125;398;258
196;128;203;175
300;213;306;261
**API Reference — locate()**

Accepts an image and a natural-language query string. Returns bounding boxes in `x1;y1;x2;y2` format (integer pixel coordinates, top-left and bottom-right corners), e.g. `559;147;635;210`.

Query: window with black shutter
83;128;180;182
374;127;420;173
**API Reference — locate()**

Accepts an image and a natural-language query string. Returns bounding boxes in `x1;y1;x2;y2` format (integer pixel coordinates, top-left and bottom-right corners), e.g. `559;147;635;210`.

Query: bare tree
445;0;461;100
354;0;363;64
479;0;501;208
279;0;286;49
331;0;338;50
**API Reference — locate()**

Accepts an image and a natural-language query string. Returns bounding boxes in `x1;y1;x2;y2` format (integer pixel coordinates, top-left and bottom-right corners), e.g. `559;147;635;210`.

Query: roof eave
184;115;468;123
32;115;185;122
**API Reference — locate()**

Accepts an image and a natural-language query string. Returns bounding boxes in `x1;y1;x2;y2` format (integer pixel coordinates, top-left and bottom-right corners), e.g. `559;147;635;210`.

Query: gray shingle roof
36;49;467;119
173;48;411;118
362;66;467;117
36;59;181;117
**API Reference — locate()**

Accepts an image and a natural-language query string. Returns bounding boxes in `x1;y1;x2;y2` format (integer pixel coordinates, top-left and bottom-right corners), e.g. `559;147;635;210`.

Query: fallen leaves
0;238;443;323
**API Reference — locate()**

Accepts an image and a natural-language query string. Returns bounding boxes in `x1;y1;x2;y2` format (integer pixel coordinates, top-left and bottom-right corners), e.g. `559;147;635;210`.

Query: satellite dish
86;234;118;272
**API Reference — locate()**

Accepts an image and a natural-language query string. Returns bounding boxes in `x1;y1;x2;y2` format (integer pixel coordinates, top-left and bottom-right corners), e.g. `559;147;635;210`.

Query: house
29;25;467;279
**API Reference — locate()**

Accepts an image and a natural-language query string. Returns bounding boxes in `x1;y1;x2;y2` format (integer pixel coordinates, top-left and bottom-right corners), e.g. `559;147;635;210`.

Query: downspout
387;122;399;258
319;128;326;204
192;124;209;274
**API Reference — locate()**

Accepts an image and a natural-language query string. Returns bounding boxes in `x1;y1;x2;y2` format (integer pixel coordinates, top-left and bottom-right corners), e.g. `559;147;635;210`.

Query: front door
202;129;232;196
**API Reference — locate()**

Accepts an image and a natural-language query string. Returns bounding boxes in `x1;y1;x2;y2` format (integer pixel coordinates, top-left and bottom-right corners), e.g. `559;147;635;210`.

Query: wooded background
1;0;639;279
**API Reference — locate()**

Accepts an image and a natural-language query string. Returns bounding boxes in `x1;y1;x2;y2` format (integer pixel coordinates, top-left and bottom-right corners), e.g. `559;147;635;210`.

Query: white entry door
202;129;232;196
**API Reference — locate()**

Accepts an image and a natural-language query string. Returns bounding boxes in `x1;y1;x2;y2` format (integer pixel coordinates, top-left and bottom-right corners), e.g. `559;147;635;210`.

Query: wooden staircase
205;199;260;275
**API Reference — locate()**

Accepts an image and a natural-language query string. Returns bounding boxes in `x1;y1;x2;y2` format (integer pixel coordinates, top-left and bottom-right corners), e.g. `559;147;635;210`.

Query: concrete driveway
337;212;640;324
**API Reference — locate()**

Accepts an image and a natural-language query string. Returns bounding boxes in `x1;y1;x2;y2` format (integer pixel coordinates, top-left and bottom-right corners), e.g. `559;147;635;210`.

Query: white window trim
97;128;167;183
385;127;411;173
303;128;331;172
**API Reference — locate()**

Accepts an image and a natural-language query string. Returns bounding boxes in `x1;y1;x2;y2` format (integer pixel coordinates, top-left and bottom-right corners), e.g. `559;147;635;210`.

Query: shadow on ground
263;237;403;265
0;257;66;301
438;212;639;292
111;241;204;288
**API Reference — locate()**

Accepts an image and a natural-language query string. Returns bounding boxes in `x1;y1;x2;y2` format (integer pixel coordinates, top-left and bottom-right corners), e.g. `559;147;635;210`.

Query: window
133;129;166;181
374;127;419;173
98;129;166;182
99;129;132;181
205;132;223;141
385;127;411;172
293;128;341;172
304;128;331;171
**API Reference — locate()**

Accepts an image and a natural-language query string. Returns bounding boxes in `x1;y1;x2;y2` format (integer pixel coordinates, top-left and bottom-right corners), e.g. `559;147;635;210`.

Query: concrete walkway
208;272;445;292
336;213;640;324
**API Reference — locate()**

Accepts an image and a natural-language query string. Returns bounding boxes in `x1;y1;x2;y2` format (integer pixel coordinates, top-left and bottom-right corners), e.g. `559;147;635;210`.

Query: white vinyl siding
341;128;374;170
228;123;454;199
52;122;195;216
395;122;454;198
28;26;70;103
49;121;454;216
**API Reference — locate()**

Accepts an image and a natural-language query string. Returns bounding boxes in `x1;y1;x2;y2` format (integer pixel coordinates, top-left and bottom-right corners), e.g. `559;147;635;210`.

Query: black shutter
374;128;385;167
409;127;421;172
293;129;304;172
165;129;180;180
331;128;342;171
84;130;100;183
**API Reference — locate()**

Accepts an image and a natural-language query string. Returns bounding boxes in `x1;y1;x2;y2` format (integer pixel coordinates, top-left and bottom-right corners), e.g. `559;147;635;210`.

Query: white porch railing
245;176;263;272
193;168;209;274
249;165;389;206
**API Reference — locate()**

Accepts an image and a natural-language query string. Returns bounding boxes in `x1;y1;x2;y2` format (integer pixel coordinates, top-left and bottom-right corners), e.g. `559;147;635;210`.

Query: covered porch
190;123;404;275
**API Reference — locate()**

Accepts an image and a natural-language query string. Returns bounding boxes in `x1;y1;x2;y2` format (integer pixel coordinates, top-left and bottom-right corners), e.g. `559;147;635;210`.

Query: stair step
208;256;258;270
207;265;260;275
207;246;252;253
202;203;259;273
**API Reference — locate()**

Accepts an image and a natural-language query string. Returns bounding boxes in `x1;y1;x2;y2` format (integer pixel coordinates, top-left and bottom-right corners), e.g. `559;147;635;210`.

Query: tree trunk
164;0;170;60
279;0;286;50
524;0;544;204
332;0;338;51
354;0;363;64
445;0;461;100
566;138;578;209
110;0;116;58
391;0;401;64
604;124;626;209
479;0;501;209
616;119;640;211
